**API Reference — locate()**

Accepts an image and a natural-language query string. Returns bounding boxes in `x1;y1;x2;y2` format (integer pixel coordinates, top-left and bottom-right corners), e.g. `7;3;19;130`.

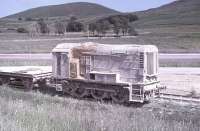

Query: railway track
157;93;200;104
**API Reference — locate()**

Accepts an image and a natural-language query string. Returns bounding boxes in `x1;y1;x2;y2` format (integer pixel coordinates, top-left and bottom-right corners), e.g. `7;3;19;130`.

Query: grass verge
0;86;199;131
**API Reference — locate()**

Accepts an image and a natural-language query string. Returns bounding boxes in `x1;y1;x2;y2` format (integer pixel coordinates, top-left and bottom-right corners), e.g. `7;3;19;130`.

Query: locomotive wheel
71;83;88;98
91;90;107;100
62;80;73;94
38;79;46;88
111;89;128;104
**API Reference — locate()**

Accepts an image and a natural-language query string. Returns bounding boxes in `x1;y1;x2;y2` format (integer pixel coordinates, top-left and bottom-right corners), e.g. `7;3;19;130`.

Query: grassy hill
3;0;200;28
134;0;200;27
4;2;119;19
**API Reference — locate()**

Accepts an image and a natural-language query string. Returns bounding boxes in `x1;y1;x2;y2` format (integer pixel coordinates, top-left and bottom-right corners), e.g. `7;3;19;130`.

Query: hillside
5;2;119;19
134;0;200;27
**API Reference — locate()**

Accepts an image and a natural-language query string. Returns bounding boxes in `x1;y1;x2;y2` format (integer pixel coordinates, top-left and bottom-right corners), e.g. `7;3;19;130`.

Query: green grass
0;86;199;131
1;26;200;54
1;23;200;53
178;33;200;39
134;0;200;28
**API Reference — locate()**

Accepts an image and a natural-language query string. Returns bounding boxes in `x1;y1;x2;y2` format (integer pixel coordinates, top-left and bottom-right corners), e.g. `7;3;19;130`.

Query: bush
25;17;33;21
18;17;22;21
127;14;139;22
17;28;28;33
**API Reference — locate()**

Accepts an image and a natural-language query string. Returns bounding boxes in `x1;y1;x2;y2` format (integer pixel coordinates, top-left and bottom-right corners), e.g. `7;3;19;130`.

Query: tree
127;14;138;22
88;23;96;36
113;22;121;37
28;22;40;37
95;20;110;36
37;19;49;34
100;20;110;36
95;22;103;36
75;22;84;32
120;17;129;36
121;24;129;36
54;22;65;35
66;16;84;32
66;21;84;32
107;16;121;25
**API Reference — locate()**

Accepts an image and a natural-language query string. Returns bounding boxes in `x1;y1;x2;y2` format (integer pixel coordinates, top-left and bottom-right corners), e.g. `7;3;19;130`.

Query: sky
0;0;177;17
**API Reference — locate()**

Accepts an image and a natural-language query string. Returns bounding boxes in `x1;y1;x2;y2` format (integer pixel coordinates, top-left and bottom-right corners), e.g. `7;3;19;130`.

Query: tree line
88;14;138;36
17;14;138;37
26;17;84;36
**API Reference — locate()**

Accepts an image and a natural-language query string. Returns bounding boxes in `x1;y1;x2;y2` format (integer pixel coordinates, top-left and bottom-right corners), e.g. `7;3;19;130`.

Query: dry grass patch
0;86;199;131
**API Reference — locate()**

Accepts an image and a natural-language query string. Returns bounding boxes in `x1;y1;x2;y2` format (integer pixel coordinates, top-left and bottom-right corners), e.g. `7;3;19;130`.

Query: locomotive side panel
84;53;142;84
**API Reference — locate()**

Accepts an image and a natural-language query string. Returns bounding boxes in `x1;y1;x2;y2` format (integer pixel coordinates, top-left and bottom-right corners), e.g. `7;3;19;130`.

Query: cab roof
52;42;158;54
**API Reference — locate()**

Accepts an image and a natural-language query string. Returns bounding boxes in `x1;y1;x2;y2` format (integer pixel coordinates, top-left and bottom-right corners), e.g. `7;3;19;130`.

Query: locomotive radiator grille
139;52;144;68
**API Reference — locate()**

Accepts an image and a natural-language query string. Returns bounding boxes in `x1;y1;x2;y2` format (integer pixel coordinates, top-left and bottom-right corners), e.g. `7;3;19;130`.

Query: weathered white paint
52;42;159;86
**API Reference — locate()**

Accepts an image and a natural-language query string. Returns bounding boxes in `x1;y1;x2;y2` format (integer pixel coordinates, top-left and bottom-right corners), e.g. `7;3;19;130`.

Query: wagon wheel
23;78;33;91
111;89;128;104
71;83;88;98
91;90;107;100
62;80;73;94
0;77;10;85
38;79;46;88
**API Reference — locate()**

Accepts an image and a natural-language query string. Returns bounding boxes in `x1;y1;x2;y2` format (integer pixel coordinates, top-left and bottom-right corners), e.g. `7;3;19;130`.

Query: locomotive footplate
53;78;130;103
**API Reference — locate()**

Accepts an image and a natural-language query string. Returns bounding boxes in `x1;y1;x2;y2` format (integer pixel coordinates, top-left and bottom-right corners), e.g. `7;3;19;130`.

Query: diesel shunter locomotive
52;42;160;103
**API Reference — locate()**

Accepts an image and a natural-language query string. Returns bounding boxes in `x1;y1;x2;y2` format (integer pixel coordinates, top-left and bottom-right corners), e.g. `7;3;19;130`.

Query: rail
158;93;200;103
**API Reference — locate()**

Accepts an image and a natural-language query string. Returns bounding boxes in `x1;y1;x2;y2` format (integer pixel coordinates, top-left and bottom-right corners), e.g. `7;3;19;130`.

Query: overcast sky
0;0;176;17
